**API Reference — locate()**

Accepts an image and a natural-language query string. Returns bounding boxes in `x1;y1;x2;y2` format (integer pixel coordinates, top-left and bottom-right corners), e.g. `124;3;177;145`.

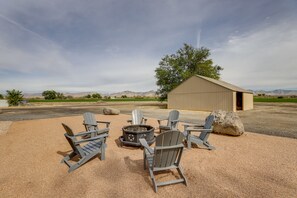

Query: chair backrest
62;123;83;155
131;109;144;125
199;115;215;140
167;110;179;127
83;112;99;131
154;130;184;168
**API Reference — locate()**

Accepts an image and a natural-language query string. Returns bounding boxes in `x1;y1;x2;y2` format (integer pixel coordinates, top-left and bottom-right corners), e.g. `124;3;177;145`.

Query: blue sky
0;0;296;94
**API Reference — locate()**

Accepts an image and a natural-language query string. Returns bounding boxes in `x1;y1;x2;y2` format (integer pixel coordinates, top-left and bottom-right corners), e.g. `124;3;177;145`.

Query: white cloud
213;19;297;90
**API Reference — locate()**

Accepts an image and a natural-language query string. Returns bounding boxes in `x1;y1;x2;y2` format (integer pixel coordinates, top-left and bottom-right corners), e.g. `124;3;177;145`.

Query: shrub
42;90;57;100
6;89;24;106
92;93;102;99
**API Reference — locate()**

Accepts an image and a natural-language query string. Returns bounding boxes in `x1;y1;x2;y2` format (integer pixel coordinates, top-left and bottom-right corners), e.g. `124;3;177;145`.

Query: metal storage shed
167;75;253;112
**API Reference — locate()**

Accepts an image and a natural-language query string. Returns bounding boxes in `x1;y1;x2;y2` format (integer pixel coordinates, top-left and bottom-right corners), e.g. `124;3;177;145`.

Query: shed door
236;92;243;110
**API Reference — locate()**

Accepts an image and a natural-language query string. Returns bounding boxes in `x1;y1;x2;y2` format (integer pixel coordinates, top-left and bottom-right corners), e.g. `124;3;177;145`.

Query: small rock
103;107;120;115
211;110;244;136
0;121;12;135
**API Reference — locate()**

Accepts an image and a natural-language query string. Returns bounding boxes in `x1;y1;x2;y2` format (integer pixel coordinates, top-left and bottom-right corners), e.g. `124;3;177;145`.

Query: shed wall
243;93;254;110
168;77;234;111
0;100;8;107
168;92;234;111
232;92;237;112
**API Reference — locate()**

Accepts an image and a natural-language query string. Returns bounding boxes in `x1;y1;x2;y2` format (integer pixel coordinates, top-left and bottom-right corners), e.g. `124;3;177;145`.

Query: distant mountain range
23;90;157;98
252;89;297;96
22;89;297;98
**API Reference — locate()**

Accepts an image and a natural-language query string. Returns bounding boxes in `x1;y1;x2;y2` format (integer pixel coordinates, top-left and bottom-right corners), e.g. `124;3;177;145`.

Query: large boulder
103;107;120;115
211;110;244;136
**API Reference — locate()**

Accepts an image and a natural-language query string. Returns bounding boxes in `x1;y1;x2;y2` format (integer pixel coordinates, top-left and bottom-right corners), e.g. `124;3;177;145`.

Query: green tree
84;94;91;98
42;90;57;100
92;93;102;99
6;89;24;106
0;94;4;99
56;92;66;99
155;43;223;100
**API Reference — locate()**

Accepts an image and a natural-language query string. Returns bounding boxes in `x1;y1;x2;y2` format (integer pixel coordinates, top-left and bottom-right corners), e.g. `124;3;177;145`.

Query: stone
0;121;12;135
103;107;120;115
210;110;244;136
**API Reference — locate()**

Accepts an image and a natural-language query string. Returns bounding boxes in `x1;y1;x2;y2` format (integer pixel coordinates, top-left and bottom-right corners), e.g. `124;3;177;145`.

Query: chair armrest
97;121;111;128
139;138;154;154
157;119;167;125
74;130;98;137
83;123;97;127
75;133;109;144
186;128;213;133
183;123;204;131
155;144;184;150
183;123;204;128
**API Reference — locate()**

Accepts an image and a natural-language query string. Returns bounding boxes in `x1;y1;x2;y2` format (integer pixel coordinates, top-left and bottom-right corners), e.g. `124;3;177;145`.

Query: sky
0;0;297;94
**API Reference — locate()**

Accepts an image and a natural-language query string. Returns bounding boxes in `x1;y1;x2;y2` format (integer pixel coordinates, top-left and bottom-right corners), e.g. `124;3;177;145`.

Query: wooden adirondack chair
83;112;110;138
61;123;108;173
127;109;147;125
139;130;187;192
183;115;215;150
157;110;180;133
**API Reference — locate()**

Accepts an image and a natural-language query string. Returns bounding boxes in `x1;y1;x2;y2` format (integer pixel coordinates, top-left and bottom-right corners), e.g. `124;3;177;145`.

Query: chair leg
100;143;106;160
187;138;191;149
204;141;215;150
61;152;76;163
143;151;147;170
177;166;188;186
149;169;157;193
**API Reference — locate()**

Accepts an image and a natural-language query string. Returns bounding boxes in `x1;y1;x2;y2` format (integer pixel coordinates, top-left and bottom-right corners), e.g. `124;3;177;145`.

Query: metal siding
168;91;234;111
168;76;252;112
243;93;254;110
0;100;8;107
233;92;237;112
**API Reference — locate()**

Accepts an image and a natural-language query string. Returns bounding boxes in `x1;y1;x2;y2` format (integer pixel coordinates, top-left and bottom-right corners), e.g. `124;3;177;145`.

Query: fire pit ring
119;125;155;147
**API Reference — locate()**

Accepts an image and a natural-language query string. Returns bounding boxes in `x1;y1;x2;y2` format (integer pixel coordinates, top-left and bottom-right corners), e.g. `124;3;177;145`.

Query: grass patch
28;98;159;103
254;97;297;103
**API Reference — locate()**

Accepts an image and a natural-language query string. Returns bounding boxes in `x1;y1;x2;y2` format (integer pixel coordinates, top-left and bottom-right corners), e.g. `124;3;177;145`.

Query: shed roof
195;75;253;93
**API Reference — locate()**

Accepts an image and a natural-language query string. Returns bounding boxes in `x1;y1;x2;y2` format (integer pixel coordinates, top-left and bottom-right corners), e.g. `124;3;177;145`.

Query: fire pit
119;125;155;147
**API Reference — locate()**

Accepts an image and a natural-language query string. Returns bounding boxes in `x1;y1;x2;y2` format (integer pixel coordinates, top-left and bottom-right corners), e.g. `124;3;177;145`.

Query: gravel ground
0;114;296;197
0;101;296;138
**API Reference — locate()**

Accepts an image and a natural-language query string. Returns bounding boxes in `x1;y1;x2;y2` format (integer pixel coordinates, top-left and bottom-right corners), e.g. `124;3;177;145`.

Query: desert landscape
0;102;297;197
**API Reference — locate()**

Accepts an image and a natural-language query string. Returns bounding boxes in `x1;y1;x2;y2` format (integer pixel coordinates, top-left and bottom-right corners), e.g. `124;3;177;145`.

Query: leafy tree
84;94;92;98
121;95;127;98
6;89;24;106
155;43;223;100
42;90;57;100
92;93;102;99
56;92;65;99
0;94;4;99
